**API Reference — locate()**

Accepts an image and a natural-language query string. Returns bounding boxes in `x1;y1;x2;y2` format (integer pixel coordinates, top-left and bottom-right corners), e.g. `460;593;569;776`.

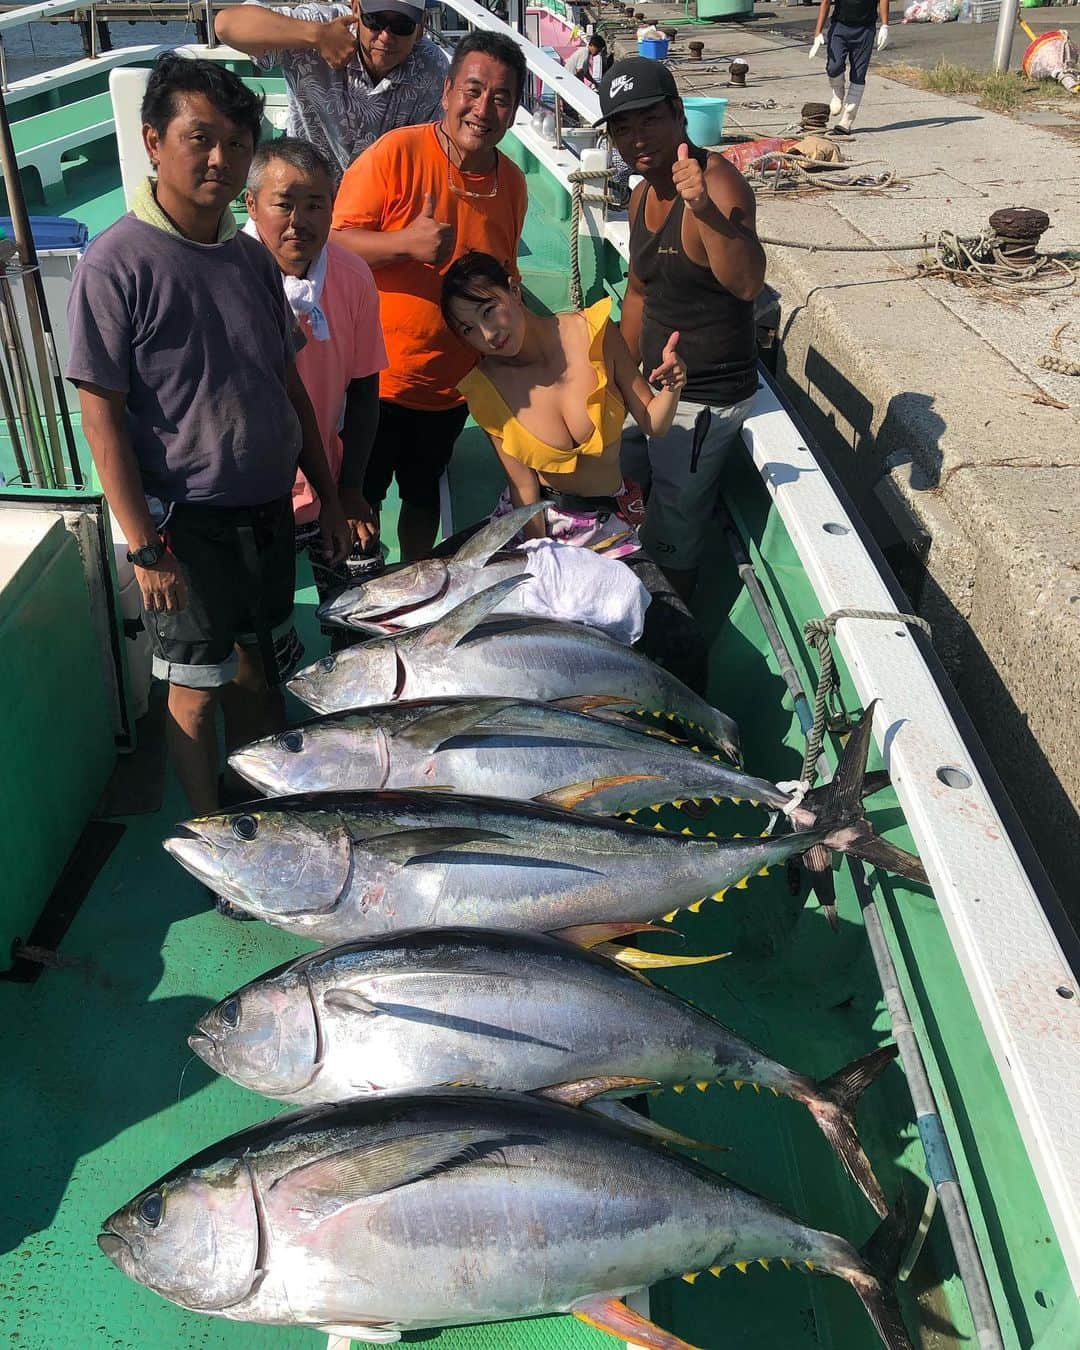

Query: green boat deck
0;57;1075;1350
2;433;1074;1349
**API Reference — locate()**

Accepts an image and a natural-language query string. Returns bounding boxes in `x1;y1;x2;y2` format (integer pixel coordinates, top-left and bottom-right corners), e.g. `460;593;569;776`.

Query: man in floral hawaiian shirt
216;0;448;179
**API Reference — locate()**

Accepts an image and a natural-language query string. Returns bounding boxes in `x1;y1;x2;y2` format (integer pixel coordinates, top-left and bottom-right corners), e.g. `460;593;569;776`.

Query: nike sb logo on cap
610;75;635;98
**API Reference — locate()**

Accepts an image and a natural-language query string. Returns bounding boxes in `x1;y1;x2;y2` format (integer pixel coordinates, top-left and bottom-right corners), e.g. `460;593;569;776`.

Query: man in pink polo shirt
244;137;387;637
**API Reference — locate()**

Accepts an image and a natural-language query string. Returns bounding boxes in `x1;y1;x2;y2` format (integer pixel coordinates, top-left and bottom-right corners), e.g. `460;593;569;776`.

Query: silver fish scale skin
207;1098;849;1330
208;931;806;1109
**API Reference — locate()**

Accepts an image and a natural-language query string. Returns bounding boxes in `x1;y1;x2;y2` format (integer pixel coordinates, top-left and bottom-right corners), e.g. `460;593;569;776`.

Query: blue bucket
682;96;728;146
637;37;670;59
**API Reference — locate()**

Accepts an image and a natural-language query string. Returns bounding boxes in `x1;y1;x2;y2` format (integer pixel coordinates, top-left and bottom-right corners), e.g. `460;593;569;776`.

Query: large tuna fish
164;707;926;941
98;1091;912;1348
317;503;543;635
288;575;741;761
190;926;897;1215
228;695;799;820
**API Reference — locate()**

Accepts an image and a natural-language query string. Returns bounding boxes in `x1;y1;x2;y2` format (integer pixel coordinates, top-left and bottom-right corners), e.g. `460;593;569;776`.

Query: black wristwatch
126;540;167;568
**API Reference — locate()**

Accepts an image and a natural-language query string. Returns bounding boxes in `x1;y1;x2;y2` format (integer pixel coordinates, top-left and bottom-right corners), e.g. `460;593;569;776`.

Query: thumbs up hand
404;192;454;265
648;330;687;392
671;143;710;217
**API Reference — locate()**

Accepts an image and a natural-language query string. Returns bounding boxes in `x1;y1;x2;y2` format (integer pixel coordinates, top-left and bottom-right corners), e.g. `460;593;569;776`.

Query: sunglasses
361;11;418;36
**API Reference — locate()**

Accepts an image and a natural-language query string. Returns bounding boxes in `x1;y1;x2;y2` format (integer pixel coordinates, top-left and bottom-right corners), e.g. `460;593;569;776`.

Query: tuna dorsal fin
533;773;662;811
571;1294;701;1350
409;576;529;650
396;698;520;749
271;1128;509;1221
550;695;636;714
535;1075;658;1106
452;502;546;566
552;922;670;949
585;1099;729;1153
361;826;510;865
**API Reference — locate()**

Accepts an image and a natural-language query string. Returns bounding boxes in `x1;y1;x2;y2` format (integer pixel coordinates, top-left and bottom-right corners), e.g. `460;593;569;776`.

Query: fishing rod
0;234;49;484
0;80;83;487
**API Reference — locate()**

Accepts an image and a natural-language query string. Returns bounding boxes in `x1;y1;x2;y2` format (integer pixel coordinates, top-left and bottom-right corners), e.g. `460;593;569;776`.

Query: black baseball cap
593;57;678;127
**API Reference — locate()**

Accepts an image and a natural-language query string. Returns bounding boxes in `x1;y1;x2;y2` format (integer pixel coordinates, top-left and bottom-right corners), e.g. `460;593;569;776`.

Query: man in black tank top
809;0;890;135
594;58;766;603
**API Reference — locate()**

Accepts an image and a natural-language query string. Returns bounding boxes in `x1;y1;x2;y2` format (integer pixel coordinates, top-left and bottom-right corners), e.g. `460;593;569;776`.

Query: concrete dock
602;4;1079;923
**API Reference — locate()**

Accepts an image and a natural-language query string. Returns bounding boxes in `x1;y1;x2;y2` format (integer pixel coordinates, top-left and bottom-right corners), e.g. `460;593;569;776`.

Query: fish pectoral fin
599;945;731;971
452;502;546;565
318;1325;401;1344
396;698;521;750
534;773;664;811
585;1099;730;1153
552;921;671;949
571;1294;701;1350
323;989;382;1016
535;1075;659;1106
272;1128;511;1220
410;575;528;650
362;826;511;865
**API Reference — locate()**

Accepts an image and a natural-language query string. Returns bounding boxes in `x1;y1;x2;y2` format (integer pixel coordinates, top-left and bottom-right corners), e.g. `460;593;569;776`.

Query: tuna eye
219;998;240;1027
232;815;258;841
138;1191;164;1227
319;656;336;673
281;731;303;753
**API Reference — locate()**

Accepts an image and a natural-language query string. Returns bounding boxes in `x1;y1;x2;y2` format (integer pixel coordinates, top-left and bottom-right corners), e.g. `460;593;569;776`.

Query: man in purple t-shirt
66;55;348;887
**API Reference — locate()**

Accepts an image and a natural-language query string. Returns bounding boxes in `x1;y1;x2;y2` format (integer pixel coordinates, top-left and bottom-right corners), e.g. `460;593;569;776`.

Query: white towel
494;539;650;645
242;218;330;341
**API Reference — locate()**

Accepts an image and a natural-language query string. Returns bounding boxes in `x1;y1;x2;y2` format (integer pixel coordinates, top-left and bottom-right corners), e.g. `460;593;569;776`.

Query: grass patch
881;58;1076;115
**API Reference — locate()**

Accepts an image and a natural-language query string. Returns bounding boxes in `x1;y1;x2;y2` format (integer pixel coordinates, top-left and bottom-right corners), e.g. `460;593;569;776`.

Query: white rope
776;779;811;817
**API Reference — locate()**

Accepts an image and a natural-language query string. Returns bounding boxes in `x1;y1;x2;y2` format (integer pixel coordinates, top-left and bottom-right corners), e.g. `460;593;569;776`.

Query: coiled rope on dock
761;229;1078;292
746;153;899;194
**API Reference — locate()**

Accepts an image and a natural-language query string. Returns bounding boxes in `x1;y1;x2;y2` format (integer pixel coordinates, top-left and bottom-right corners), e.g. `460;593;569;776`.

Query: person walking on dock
215;0;448;178
809;0;890;135
329;29;528;561
65;55;348;857
244;136;387;641
597;57;766;605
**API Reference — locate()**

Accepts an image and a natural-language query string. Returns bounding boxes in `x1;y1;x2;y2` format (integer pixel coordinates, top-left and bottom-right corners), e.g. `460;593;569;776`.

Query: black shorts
826;20;874;85
363;399;469;512
146;495;301;689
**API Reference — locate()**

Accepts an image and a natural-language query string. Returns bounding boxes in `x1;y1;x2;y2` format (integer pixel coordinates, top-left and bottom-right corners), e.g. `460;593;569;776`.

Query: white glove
809;33;824;59
875;24;889;51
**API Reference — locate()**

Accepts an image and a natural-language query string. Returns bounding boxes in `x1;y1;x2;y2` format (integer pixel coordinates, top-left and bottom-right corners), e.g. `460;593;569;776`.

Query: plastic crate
637;37;670;59
965;0;1002;22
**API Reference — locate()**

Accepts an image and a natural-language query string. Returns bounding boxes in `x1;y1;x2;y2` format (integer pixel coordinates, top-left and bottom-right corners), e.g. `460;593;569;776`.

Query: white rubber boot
837;81;865;133
828;74;846;118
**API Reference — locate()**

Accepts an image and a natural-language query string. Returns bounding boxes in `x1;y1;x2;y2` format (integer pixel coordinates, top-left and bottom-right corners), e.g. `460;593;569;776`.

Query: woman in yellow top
442;250;686;555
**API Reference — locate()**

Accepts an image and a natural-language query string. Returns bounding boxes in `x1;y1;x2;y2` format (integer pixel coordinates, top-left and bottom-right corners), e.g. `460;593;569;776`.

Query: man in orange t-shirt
331;29;528;559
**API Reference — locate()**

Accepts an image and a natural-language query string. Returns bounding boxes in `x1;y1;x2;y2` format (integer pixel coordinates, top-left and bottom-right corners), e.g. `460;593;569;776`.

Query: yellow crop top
457;297;626;477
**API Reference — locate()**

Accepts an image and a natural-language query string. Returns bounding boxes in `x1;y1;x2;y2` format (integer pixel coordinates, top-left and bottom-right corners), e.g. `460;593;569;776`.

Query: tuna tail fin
797;703;929;926
805;1044;898;1217
844;1197;916;1350
845;1265;914;1350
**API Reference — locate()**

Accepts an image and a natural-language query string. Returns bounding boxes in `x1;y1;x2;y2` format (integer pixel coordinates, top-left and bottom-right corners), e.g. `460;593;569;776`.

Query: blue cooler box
638;38;670;59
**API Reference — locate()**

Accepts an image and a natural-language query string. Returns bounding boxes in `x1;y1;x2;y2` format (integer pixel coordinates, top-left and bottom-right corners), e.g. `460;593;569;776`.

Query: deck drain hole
936;766;972;789
1034;1290;1051;1309
822;521;849;536
1057;986;1075;1000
